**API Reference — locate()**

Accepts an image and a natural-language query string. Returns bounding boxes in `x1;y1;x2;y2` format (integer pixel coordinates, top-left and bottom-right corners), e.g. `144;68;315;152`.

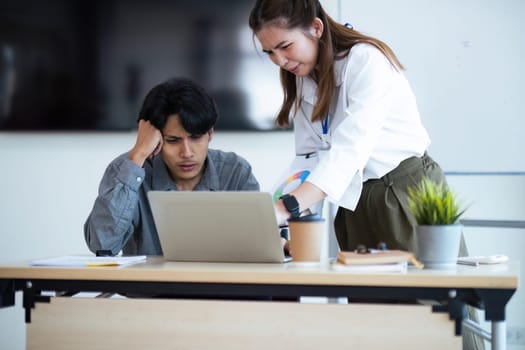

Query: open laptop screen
147;191;287;263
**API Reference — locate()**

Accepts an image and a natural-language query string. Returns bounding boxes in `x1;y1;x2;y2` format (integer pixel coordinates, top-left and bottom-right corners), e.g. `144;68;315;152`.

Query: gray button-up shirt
84;149;260;255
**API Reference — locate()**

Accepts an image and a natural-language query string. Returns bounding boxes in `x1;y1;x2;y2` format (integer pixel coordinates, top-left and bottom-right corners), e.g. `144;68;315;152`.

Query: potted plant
407;177;467;269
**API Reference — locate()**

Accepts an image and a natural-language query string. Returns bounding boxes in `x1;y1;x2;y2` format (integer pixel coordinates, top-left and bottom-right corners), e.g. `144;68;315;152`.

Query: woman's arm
275;181;326;226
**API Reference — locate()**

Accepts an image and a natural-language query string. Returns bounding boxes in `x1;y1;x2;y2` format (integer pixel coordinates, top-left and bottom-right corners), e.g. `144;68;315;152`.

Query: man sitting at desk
84;77;259;256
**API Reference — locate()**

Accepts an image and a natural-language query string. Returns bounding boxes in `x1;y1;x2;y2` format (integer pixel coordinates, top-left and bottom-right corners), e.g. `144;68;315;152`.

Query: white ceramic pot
415;224;462;269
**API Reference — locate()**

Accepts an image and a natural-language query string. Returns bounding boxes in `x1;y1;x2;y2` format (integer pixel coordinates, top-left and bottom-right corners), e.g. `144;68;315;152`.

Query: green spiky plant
407;177;467;225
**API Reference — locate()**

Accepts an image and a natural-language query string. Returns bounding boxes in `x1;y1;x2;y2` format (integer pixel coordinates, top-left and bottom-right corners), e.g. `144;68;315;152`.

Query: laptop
147;191;289;263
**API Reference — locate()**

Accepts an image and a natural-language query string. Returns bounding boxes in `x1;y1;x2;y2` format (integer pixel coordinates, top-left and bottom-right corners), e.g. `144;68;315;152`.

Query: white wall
343;0;525;172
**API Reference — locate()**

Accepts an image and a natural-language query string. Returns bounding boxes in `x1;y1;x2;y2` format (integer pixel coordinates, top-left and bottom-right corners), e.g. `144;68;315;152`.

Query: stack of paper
30;255;147;267
331;261;408;273
331;250;420;272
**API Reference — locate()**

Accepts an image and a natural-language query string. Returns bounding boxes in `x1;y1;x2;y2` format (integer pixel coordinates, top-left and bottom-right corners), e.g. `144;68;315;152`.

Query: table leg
492;321;506;350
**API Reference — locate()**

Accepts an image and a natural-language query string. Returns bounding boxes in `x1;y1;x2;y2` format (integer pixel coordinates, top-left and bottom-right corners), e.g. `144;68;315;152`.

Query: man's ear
208;127;214;142
311;17;324;38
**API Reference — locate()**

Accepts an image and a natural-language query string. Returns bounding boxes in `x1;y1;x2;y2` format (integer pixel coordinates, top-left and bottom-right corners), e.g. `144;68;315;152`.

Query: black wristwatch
279;194;300;219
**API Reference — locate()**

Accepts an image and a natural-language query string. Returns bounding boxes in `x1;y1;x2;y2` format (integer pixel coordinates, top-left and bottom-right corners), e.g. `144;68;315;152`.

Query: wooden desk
0;258;519;350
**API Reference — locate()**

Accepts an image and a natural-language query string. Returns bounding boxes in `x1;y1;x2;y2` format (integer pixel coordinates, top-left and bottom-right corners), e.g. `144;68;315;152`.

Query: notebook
147;191;289;263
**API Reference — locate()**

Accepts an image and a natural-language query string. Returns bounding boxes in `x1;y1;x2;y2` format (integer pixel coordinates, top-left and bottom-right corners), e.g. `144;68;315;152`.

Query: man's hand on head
128;120;163;167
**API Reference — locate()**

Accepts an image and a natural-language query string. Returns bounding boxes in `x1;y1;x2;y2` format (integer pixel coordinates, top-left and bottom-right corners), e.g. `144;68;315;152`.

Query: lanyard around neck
320;113;331;150
299;103;331;150
321;113;329;136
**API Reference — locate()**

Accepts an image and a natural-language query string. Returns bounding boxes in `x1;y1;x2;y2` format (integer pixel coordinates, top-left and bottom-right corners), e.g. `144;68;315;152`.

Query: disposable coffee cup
288;214;325;263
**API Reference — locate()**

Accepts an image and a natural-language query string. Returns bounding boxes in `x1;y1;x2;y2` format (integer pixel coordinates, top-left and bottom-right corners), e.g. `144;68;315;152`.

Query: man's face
161;114;213;190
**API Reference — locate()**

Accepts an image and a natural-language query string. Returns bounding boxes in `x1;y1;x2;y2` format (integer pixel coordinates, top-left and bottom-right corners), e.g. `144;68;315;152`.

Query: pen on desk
408;255;424;269
457;260;479;266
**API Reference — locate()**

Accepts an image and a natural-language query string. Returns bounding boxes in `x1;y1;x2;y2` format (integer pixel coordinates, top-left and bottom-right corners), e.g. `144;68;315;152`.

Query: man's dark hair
138;77;218;134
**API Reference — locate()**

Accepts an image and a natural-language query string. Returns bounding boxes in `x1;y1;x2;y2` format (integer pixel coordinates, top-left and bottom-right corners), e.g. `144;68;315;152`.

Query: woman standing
248;2;482;349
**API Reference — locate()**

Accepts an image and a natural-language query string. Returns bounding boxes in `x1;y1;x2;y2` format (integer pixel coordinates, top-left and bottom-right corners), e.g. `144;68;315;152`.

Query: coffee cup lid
287;213;324;222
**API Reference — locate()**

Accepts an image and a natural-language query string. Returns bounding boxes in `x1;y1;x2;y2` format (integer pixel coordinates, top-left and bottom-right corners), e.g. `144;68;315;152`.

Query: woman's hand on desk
281;238;291;257
274;200;290;226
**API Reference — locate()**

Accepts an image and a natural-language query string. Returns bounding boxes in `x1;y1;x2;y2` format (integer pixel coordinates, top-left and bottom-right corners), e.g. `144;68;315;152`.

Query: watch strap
279;194;300;218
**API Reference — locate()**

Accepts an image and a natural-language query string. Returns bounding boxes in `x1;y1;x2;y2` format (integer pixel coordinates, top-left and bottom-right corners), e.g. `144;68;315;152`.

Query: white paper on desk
331;261;408;273
30;255;147;267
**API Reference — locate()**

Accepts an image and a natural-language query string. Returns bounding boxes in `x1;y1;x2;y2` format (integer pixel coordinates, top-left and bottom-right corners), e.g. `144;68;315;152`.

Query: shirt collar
151;152;220;191
194;155;220;191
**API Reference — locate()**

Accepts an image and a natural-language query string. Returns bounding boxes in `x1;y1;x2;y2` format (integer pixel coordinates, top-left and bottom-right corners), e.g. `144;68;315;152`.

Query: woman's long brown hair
249;0;404;127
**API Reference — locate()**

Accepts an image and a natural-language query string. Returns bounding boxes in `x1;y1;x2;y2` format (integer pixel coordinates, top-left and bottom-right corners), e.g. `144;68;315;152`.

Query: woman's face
255;20;322;77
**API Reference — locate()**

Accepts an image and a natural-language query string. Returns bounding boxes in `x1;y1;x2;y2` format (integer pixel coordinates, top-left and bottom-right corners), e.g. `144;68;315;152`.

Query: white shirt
294;43;430;210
